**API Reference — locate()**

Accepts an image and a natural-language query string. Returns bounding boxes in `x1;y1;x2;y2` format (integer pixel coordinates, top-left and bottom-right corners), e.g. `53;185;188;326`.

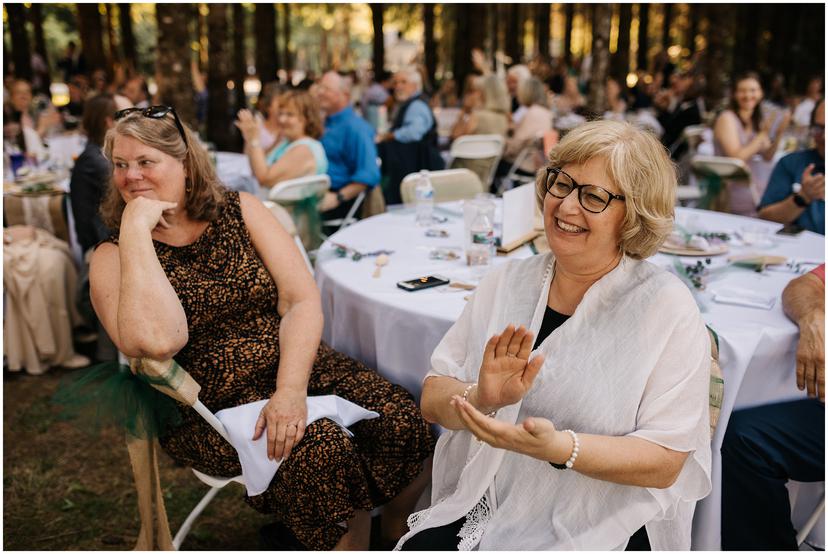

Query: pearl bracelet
549;429;579;470
461;383;497;417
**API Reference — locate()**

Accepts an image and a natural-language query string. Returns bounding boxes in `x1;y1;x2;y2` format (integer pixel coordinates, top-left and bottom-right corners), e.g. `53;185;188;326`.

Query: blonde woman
398;120;711;550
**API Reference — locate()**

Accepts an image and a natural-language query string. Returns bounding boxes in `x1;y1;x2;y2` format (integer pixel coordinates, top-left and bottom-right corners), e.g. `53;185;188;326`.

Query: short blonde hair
536;120;676;259
517;77;548;108
480;75;510;114
100;110;225;230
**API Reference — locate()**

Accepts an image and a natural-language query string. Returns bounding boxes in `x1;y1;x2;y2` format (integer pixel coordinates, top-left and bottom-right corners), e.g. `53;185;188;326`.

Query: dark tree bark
611;3;632;83
370;3;384;73
254;4;278;84
119;3;138;72
564;3;574;67
156;4;197;127
105;4;118;73
587;3;612;114
283;3;292;74
637;3;650;72
687;3;700;56
31;4;49;70
231;3;246;113
661;3;673;50
536;4;551;59
77;3;108;73
700;4;730;110
732;3;758;76
453;4;486;95
206;4;232;150
505;4;521;64
424;4;436;87
7;3;32;80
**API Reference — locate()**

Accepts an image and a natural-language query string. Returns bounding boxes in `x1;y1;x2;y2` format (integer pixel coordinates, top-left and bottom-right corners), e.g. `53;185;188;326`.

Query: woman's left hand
234;109;260;144
451;395;570;463
253;389;308;461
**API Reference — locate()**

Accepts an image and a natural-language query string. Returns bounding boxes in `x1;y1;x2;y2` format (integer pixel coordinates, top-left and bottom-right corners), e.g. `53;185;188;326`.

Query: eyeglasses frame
114;105;189;148
544;166;626;214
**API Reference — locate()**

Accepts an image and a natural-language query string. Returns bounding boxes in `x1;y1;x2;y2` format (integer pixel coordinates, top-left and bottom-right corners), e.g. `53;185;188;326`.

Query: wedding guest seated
316;71;380;223
758;99;825;234
236;90;328;189
255;82;286;152
603;77;628;121
90;107;434;549
450;75;510;140
377;67;444;205
713;72;790;216
498;78;553;179
397;120;711;550
654;70;701;159
71;94;117;254
506;64;532;124
3;78;59;158
122;75;151;109
792;76;823;129
722;264;825;549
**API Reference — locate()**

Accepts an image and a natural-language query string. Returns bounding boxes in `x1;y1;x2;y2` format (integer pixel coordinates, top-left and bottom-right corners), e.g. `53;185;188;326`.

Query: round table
315;202;825;549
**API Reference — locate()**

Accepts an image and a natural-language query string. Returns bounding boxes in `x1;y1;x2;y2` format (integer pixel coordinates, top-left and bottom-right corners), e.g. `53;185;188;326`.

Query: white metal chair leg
172;485;222;550
796;496;825;546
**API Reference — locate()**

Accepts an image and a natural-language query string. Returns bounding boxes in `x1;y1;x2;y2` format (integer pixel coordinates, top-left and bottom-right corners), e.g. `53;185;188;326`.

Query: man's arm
392;101;433;143
757;158;805;225
320;126;380;212
782;269;825;401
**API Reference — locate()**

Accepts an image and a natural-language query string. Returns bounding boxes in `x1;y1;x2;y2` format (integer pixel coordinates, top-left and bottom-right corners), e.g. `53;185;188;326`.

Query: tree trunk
7;3;32;80
283;3;292;75
231;3;246;113
636;3;650;72
505;4;521;64
611;3;632;83
206;4;232;150
119;3;137;72
661;3;673;50
536;4;551;59
587;4;612;114
156;4;197;128
77;3;108;73
254;4;278;84
687;3;700;56
453;4;471;94
700;4;729;110
424;4;436;88
105;4;119;74
30;3;51;90
370;4;384;73
564;3;574;67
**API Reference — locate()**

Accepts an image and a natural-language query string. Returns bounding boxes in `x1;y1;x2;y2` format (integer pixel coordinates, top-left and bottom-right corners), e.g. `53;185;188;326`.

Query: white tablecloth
215;151;261;196
316;202;825;549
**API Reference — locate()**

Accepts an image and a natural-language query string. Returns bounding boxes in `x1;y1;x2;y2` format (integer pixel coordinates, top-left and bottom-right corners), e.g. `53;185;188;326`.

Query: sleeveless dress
266;137;329;175
108;190;435;549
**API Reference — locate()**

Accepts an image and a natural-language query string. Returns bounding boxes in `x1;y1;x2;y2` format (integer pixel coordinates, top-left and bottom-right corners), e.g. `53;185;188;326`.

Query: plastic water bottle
467;205;494;266
415;170;435;226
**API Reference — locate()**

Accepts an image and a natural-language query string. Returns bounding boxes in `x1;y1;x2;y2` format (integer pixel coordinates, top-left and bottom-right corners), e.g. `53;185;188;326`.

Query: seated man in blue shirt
377;68;444;205
758;99;825;234
317;71;380;224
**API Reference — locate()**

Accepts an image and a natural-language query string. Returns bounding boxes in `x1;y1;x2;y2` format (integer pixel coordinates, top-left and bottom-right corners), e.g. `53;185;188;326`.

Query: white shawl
397;253;712;550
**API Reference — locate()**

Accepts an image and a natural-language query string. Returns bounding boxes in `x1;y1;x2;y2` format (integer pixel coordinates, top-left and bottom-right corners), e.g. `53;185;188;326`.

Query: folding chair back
449;134;505;188
263;200;314;275
400;169;484;204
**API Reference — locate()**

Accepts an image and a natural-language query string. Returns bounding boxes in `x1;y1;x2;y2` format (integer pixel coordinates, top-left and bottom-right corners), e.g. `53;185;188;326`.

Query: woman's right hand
234;109;260;144
121;196;178;234
476;324;545;411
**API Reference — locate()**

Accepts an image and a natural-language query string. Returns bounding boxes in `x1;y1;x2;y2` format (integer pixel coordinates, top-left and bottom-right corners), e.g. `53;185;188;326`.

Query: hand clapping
475;324;545;412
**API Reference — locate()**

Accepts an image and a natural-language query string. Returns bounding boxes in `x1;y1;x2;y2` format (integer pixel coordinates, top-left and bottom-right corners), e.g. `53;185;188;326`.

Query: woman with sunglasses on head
397;120;711;551
89;106;434;550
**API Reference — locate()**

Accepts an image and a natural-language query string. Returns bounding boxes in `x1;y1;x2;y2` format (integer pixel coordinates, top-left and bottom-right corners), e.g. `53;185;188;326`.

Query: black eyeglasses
114;105;188;148
544;167;625;213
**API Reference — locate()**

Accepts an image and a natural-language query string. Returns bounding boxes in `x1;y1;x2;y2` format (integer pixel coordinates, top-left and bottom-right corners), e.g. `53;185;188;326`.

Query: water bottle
467;204;494;266
415;170;435;226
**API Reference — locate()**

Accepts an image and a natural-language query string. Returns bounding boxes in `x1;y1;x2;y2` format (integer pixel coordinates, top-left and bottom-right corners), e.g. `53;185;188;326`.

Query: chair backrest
267;174;331;203
691;155;752;181
449;134;505;160
400;169;484;204
262;200;314;274
322;189;368;237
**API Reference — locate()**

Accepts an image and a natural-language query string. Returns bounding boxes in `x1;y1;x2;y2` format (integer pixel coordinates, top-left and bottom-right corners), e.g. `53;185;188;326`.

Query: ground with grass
3;368;272;550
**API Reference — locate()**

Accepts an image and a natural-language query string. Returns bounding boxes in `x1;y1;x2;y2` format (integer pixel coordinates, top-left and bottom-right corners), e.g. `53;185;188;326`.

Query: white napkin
711;286;776;310
215;395;379;496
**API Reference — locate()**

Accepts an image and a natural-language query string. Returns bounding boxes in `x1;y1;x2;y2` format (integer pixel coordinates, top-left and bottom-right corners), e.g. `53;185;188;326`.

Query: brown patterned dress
110;191;435;549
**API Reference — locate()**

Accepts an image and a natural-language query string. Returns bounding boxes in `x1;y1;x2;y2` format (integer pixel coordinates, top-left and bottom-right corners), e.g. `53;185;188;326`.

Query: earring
185;178;192;193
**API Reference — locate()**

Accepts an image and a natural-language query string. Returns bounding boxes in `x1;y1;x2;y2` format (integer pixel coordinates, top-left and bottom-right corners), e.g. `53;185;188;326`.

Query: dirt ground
3;368;273;550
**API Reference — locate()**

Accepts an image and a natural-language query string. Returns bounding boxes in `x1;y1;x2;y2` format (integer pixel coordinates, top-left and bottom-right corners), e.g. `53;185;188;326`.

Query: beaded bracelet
461;383;497;418
549;429;579;470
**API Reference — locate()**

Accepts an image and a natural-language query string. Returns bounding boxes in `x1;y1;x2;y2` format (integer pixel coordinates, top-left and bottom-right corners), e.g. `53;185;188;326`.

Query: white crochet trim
406;506;432;532
457;495;493;550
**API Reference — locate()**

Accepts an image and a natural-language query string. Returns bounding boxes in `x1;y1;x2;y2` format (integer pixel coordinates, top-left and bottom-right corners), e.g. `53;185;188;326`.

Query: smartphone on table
397;275;450;292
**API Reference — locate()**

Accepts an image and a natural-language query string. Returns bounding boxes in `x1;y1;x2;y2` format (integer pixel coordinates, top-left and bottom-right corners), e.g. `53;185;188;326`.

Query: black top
69;141;112;253
533;305;570;349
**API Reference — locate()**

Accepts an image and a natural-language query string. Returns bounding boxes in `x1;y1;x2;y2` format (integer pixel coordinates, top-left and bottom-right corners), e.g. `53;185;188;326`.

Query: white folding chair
690;155;759;209
322;189;368;235
399;169;484;204
797;493;825;547
503;134;544;192
447;134;505;189
263;200;314;274
267;174;330;250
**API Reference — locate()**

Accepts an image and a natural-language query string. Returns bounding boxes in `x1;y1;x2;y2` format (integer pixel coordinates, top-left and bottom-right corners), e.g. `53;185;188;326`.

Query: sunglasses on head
114;105;189;148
